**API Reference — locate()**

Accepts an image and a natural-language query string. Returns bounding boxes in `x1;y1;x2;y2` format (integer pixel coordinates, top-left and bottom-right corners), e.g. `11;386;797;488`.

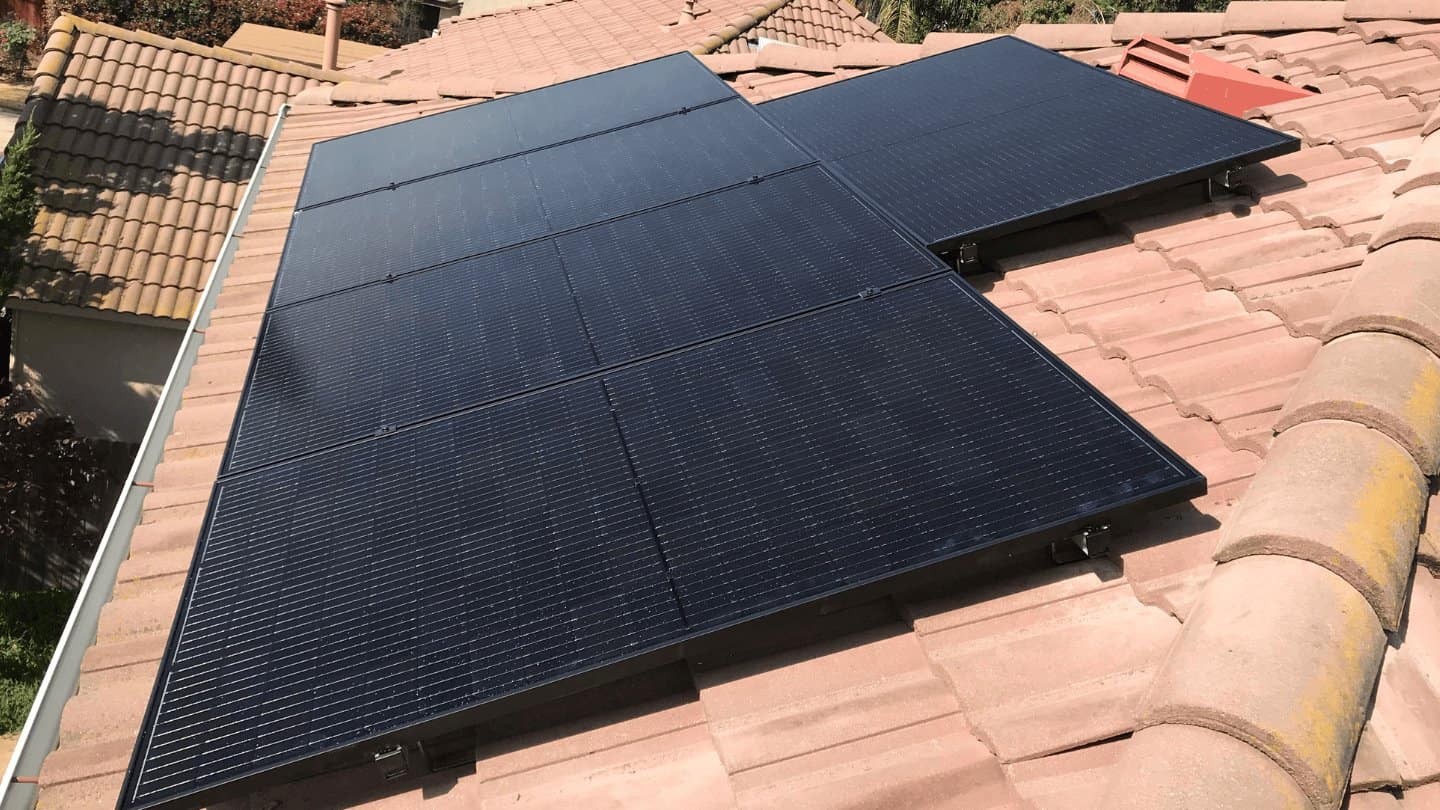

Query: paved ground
0;733;16;770
0;108;17;143
1;78;27;143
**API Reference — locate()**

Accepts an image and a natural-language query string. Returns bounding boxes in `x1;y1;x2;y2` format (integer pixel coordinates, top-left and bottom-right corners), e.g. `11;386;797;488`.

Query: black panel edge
295;52;741;211
924;137;1299;253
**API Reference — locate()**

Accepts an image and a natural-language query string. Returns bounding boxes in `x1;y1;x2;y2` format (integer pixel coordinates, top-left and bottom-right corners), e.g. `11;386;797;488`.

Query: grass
0;590;74;734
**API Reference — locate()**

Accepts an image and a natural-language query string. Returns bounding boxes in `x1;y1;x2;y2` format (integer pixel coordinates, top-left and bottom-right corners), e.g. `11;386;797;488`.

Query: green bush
0;589;73;734
0;19;36;77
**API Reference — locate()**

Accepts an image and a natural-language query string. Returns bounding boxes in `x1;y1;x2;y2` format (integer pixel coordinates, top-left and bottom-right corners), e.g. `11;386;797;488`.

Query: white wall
8;306;185;443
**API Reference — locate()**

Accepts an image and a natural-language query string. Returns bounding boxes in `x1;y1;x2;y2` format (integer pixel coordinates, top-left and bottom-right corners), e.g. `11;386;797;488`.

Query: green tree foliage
0;124;39;306
42;0;427;49
860;0;1227;43
0;19;37;78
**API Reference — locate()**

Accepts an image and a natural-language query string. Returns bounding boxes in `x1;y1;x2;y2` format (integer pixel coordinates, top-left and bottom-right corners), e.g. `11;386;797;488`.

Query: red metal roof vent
1115;35;1312;117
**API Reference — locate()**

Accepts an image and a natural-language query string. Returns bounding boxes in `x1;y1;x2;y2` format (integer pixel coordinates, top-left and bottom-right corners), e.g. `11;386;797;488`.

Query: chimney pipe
323;0;345;72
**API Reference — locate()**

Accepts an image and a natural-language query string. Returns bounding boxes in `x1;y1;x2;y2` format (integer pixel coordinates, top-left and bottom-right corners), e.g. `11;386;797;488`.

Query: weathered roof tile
1102;724;1311;810
1275;332;1440;473
1112;12;1226;42
1225;2;1349;34
1139;555;1385;809
1215;418;1425;629
1324;239;1440;355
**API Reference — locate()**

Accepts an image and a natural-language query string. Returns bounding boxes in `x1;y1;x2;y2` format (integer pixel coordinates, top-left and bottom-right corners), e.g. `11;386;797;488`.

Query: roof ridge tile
1215;415;1426;628
1135;554;1385;809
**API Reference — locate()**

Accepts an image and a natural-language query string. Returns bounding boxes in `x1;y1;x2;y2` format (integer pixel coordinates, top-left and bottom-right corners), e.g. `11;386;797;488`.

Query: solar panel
760;36;1300;250
555;166;944;365
295;53;738;209
122;50;1215;810
241;167;940;472
273;97;810;307
609;277;1195;628
125;274;1200;810
225;241;594;473
127;383;685;809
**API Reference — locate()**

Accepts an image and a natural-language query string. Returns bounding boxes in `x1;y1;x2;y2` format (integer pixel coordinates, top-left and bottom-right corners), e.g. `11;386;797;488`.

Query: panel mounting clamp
953;243;980;270
373;745;410;781
1050;524;1112;564
1206;164;1247;201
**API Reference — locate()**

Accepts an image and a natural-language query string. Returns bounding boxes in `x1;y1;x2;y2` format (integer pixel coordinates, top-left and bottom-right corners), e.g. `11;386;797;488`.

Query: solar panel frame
759;36;1301;252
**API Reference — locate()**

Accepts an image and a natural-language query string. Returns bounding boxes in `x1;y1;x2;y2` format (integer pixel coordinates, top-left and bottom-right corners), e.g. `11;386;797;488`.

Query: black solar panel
225;241;594;473
121;50;1216;810
555;166;944;364
127;383;684;808
295;53;738;209
273;97;809;307
609;277;1194;628
760;36;1300;250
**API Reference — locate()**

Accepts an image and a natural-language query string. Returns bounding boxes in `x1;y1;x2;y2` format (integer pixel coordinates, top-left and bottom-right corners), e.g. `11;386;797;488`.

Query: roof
221;23;392;70
343;0;887;81
4;16;357;321
24;1;1440;808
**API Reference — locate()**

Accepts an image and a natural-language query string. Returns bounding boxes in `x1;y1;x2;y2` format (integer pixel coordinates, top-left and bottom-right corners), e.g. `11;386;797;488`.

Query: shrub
0;123;40;305
0;19;37;77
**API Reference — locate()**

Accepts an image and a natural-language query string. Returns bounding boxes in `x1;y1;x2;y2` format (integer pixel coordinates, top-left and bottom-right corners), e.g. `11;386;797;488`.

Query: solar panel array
119;46;1237;809
760;37;1299;250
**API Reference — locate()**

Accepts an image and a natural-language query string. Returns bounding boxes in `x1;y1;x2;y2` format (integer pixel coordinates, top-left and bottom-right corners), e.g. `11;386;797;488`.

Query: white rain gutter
0;103;291;810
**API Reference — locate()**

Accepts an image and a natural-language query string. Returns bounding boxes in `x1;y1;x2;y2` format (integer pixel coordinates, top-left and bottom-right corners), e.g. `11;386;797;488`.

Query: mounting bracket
952;242;980;271
373;745;411;782
1050;524;1112;564
1206;164;1247;201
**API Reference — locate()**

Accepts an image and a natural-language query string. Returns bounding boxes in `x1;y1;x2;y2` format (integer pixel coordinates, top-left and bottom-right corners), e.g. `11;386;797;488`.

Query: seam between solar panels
295;95;740;212
530;168;696;630
271;161;823;312
219;270;956;481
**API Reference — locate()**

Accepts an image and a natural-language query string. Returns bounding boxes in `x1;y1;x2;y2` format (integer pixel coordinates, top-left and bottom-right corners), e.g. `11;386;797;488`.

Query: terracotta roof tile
6;15;353;320
1103;724;1312;809
222;22;390;69
1275;332;1440;474
1142;554;1385;809
1112;12;1225;42
1345;0;1440;21
1013;23;1116;50
1217;417;1425;628
1225;1;1349;34
346;0;885;81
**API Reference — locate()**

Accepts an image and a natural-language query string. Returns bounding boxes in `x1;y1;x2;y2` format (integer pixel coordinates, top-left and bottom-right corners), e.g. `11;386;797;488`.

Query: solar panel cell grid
131;383;683;806
226;241;595;473
120;48;1221;810
555;165;943;365
609;278;1191;628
